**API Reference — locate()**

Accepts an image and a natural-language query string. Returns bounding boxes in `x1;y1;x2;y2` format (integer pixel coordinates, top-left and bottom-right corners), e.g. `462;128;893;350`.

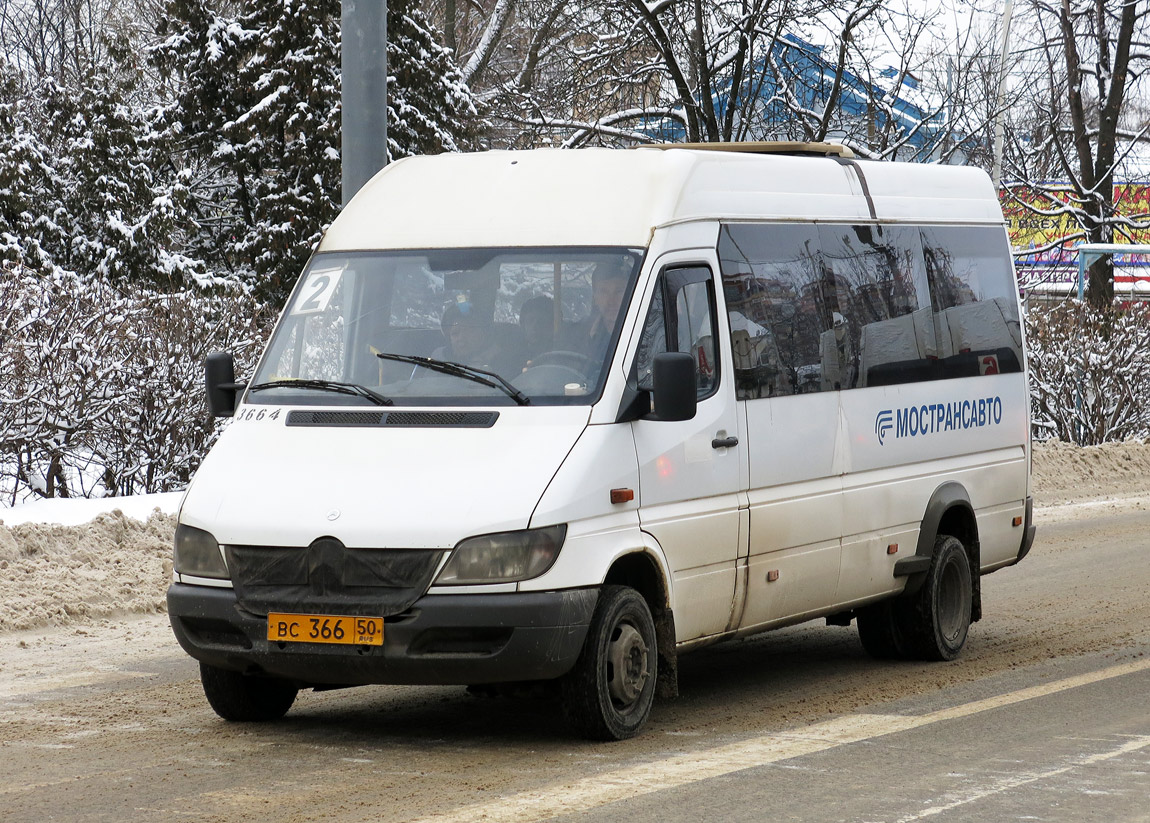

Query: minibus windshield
248;247;644;407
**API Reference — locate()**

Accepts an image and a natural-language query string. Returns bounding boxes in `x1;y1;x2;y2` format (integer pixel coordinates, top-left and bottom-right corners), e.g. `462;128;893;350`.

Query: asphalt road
1;498;1148;823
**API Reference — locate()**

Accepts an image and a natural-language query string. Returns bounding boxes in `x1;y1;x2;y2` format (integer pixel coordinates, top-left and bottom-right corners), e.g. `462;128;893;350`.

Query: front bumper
167;583;597;686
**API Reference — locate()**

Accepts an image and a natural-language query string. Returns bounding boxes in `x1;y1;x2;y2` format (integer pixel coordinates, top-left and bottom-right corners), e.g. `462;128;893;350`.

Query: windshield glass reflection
249;247;644;406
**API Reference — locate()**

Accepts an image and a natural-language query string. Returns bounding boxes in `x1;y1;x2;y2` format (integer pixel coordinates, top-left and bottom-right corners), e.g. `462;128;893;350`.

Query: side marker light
610;488;635;504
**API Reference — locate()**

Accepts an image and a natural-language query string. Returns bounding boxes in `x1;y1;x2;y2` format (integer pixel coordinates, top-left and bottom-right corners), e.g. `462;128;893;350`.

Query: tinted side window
718;224;831;398
921;226;1023;376
635;267;719;400
817;224;936;389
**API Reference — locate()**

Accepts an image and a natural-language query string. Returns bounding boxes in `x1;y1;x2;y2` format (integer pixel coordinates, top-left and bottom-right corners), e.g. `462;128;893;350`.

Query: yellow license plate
267;613;384;646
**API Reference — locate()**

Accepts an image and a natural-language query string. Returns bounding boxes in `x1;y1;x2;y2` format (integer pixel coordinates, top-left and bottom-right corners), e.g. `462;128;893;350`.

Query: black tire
897;535;973;661
199;662;298;722
856;600;904;660
561;585;658;741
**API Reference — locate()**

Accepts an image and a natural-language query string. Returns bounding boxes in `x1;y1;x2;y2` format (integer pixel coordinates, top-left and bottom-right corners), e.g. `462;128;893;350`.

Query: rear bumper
167;583;597;686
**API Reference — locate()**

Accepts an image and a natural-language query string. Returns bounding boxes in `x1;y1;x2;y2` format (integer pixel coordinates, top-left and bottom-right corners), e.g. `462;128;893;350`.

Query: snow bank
1031;438;1150;505
1;440;1148;634
0;509;176;632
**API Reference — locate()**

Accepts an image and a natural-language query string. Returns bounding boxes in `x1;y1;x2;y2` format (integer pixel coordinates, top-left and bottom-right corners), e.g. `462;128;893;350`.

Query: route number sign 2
292;266;344;315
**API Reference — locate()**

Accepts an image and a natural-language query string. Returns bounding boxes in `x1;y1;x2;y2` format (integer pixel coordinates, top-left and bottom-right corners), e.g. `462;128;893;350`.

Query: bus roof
319;147;1003;253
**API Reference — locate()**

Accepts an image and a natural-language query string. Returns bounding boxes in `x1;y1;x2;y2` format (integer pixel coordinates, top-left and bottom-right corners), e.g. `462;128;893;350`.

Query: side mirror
651;352;697;422
205;351;246;418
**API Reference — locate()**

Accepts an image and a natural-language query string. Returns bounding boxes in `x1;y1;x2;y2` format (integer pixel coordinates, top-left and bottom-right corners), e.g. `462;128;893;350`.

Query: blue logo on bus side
875;409;894;445
876;396;1004;446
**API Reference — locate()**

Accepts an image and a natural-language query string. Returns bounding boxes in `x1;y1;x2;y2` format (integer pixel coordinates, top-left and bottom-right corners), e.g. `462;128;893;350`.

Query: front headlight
173;524;230;579
435;525;566;585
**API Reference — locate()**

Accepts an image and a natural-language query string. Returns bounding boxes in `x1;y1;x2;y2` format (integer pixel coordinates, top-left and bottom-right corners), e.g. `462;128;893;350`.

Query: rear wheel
561;585;657;741
898;535;973;661
199;663;298;722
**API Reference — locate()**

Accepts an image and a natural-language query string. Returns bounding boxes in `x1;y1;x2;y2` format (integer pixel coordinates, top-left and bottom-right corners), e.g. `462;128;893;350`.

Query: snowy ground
0;440;1147;634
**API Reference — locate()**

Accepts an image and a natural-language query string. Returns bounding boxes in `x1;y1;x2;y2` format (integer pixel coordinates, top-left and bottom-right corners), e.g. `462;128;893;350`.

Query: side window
718;223;830;398
921;226;1023;376
635;283;667;388
273;270;350;382
635;266;718;400
817;224;936;389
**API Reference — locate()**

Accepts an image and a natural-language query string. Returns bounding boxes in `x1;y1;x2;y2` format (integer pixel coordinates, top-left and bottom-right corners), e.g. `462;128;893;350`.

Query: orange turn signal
610;488;635;504
887;543;899;555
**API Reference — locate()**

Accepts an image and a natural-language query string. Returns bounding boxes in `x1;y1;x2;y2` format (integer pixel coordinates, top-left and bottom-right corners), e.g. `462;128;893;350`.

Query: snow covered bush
1025;300;1150;445
0;269;273;503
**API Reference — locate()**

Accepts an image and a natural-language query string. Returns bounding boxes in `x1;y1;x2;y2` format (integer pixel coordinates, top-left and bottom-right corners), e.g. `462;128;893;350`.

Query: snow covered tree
434;0;994;158
152;0;483;303
149;0;254;281
0;58;55;273
223;0;342;301
387;0;483;160
0;19;200;291
36;56;200;288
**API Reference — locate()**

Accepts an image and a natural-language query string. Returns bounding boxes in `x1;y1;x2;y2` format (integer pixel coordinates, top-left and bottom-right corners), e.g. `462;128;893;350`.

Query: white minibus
169;143;1035;740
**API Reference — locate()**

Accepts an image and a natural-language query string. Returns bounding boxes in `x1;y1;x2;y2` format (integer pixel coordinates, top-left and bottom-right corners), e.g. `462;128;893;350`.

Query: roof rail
636;141;855;159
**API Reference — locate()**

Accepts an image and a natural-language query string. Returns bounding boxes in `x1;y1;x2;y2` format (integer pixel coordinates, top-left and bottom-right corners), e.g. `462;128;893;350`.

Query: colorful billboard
1001;183;1150;271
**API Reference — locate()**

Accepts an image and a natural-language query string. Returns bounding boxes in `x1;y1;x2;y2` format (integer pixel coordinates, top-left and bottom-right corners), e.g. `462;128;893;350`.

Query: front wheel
199;663;298;722
561;585;658;741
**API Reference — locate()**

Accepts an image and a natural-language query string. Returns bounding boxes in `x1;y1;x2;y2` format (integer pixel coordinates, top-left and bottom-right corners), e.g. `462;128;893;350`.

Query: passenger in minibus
569;261;628;361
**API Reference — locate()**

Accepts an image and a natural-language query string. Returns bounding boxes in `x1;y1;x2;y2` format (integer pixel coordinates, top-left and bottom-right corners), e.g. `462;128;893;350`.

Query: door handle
711;436;739;449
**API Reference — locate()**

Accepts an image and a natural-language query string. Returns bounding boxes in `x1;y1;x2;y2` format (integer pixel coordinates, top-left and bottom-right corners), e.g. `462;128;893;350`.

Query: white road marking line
892;735;1150;822
918;658;1150;724
407;657;1150;823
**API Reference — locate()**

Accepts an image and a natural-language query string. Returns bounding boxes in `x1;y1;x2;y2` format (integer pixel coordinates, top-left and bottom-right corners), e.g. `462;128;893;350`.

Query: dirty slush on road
2;439;1150;823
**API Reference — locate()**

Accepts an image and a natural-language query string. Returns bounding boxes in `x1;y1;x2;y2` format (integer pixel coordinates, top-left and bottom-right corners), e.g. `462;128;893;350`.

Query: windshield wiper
247;379;392;406
373;352;530;406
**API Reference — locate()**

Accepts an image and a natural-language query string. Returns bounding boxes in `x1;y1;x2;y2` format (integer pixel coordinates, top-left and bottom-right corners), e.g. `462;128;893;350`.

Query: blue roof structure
642;33;966;161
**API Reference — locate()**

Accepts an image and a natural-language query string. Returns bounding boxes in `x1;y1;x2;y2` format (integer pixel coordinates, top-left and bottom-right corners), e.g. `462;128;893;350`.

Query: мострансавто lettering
875;396;1003;445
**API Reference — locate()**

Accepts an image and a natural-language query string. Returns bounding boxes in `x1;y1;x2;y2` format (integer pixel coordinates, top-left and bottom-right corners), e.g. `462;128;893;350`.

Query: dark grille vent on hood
286;410;498;428
287;410;386;427
384;412;498;427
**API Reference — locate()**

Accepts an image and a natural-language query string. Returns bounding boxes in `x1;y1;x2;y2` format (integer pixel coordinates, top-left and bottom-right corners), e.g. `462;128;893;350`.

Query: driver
433;302;506;372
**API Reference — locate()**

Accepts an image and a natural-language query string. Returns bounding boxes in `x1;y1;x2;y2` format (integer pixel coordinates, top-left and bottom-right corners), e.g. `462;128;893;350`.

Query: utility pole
341;1;388;206
991;0;1015;190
